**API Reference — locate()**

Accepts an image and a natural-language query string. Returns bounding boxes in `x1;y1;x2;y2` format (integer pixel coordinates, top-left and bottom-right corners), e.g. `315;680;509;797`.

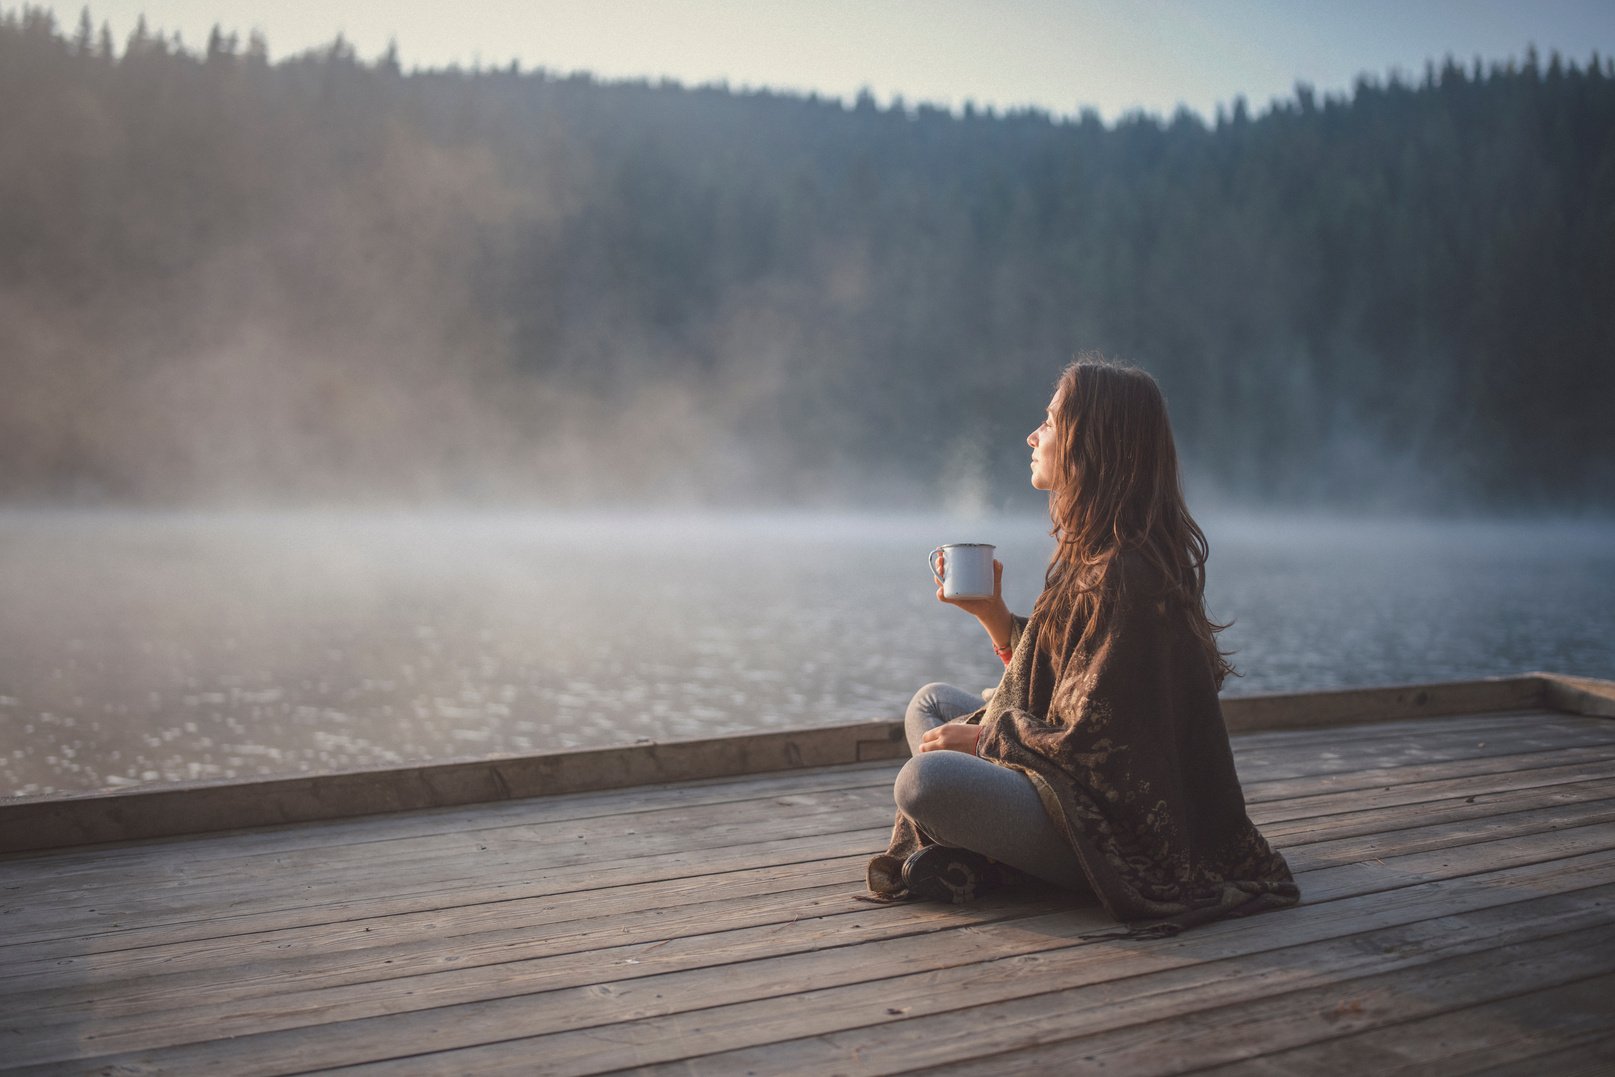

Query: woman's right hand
934;553;1012;635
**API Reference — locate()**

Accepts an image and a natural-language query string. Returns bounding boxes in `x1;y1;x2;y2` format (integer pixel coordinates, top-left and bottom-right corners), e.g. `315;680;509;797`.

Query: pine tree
125;13;148;57
71;6;91;55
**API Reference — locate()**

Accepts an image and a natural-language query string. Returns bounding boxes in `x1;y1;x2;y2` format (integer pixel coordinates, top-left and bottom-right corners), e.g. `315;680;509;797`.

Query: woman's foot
902;845;1004;904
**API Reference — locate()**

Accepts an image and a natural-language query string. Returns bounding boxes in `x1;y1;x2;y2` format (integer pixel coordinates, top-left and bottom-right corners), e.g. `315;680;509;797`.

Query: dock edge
2;671;1611;854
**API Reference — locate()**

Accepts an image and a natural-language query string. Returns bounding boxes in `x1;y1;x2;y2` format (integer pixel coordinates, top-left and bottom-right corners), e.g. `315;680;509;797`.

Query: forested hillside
2;7;1611;510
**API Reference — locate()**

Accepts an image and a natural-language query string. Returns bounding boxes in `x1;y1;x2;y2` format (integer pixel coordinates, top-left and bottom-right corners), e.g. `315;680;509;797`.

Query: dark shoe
901;845;1002;904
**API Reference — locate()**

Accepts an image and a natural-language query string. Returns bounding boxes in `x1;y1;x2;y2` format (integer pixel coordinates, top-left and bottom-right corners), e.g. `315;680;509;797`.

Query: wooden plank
0;717;1555;898
26;784;1609;1029
179;871;1615;1077
0;825;891;950
598;893;1615;1077
3;731;1610;954
1242;742;1615;802
0;847;874;974
1274;799;1614;875
0;694;1608;1072
1536;671;1615;719
0;876;870;1000
915;926;1615;1076
8;772;1604;996
1240;742;1615;793
8;675;1607;854
0;845;931;1015
0;780;896;904
1191;972;1615;1075
9;772;1611;999
9;823;1613;1071
0;792;894;931
0;759;901;871
6;733;1608;962
1295;822;1615;901
0;718;911;854
1219;675;1550;733
1260;776;1615;846
8;709;1594;883
8;731;1606;933
0;890;1075;1068
6;747;1608;960
0;852;1589;1077
1224;708;1596;749
1233;720;1615;785
1463;1034;1615;1077
1252;756;1615;825
8;717;1608;900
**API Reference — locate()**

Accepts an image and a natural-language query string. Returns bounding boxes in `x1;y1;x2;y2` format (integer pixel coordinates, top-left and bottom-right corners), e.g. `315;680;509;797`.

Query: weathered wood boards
1;701;1613;1075
2;672;1612;853
0;720;911;853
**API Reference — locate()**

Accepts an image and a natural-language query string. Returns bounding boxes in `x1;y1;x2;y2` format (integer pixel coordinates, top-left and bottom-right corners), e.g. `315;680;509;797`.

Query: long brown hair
1037;355;1235;686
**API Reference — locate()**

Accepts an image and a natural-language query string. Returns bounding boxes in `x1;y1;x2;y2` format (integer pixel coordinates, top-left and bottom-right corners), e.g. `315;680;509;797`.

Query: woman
866;357;1299;936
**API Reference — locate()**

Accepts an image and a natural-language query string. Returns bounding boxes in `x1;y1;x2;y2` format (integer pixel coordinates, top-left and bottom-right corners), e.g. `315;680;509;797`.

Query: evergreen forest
2;7;1612;512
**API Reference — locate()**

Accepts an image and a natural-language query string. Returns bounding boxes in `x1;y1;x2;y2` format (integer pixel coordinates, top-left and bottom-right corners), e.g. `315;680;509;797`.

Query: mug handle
928;546;945;581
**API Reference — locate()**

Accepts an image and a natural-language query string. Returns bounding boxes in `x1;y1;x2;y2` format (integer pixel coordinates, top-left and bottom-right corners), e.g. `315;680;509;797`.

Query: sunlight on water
1;508;1611;797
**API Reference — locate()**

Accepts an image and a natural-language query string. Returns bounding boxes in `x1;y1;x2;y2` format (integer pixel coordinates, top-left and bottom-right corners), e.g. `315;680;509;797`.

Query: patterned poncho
868;552;1299;934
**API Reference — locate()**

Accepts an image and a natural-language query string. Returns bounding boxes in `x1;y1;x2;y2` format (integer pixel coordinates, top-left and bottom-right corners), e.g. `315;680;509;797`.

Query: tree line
2;6;1611;511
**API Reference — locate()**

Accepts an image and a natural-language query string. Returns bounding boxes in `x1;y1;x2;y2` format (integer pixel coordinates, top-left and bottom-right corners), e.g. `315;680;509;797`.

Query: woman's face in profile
1027;395;1060;491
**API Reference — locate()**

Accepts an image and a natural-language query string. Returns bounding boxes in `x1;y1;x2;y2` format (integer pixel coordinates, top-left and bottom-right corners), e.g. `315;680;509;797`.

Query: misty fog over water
3;509;1611;798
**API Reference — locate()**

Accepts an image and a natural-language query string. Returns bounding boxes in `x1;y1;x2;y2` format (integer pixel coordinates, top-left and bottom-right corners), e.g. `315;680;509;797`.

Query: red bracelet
992;641;1012;665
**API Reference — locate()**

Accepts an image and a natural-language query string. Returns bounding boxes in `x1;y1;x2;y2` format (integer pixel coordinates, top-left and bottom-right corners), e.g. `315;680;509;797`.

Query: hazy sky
36;0;1615;121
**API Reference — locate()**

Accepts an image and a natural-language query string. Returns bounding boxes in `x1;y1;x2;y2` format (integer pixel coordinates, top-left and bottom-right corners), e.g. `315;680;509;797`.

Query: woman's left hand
918;723;982;754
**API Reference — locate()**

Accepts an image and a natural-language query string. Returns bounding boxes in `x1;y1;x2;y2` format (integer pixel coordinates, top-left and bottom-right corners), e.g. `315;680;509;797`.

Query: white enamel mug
928;542;996;600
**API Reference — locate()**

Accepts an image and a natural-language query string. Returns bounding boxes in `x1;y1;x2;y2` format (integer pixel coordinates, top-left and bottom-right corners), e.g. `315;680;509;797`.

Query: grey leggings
897;682;1089;893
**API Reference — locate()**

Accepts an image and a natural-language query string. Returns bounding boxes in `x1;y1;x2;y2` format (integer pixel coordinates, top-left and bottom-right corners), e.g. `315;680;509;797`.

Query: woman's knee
893;751;967;825
905;683;955;754
906;682;955;722
906;682;982;733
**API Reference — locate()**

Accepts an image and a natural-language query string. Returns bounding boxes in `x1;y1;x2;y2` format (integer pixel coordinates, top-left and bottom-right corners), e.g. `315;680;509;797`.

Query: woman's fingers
918;724;978;753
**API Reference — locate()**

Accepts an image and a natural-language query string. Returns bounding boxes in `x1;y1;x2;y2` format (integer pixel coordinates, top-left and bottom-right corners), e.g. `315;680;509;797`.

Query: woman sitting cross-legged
866;357;1299;936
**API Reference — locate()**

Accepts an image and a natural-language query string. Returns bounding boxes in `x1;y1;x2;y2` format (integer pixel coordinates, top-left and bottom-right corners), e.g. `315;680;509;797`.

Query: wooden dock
2;673;1613;1074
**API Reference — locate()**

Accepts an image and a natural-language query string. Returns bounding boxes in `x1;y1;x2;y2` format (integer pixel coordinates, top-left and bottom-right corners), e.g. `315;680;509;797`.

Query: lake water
2;509;1612;798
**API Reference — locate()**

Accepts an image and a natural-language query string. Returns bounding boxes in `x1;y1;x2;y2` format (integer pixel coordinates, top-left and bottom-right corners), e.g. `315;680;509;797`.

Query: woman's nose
1027;429;1038;448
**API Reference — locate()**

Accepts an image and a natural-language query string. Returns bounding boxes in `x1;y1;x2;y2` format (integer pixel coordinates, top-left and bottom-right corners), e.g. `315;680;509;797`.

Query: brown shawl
868;553;1299;935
